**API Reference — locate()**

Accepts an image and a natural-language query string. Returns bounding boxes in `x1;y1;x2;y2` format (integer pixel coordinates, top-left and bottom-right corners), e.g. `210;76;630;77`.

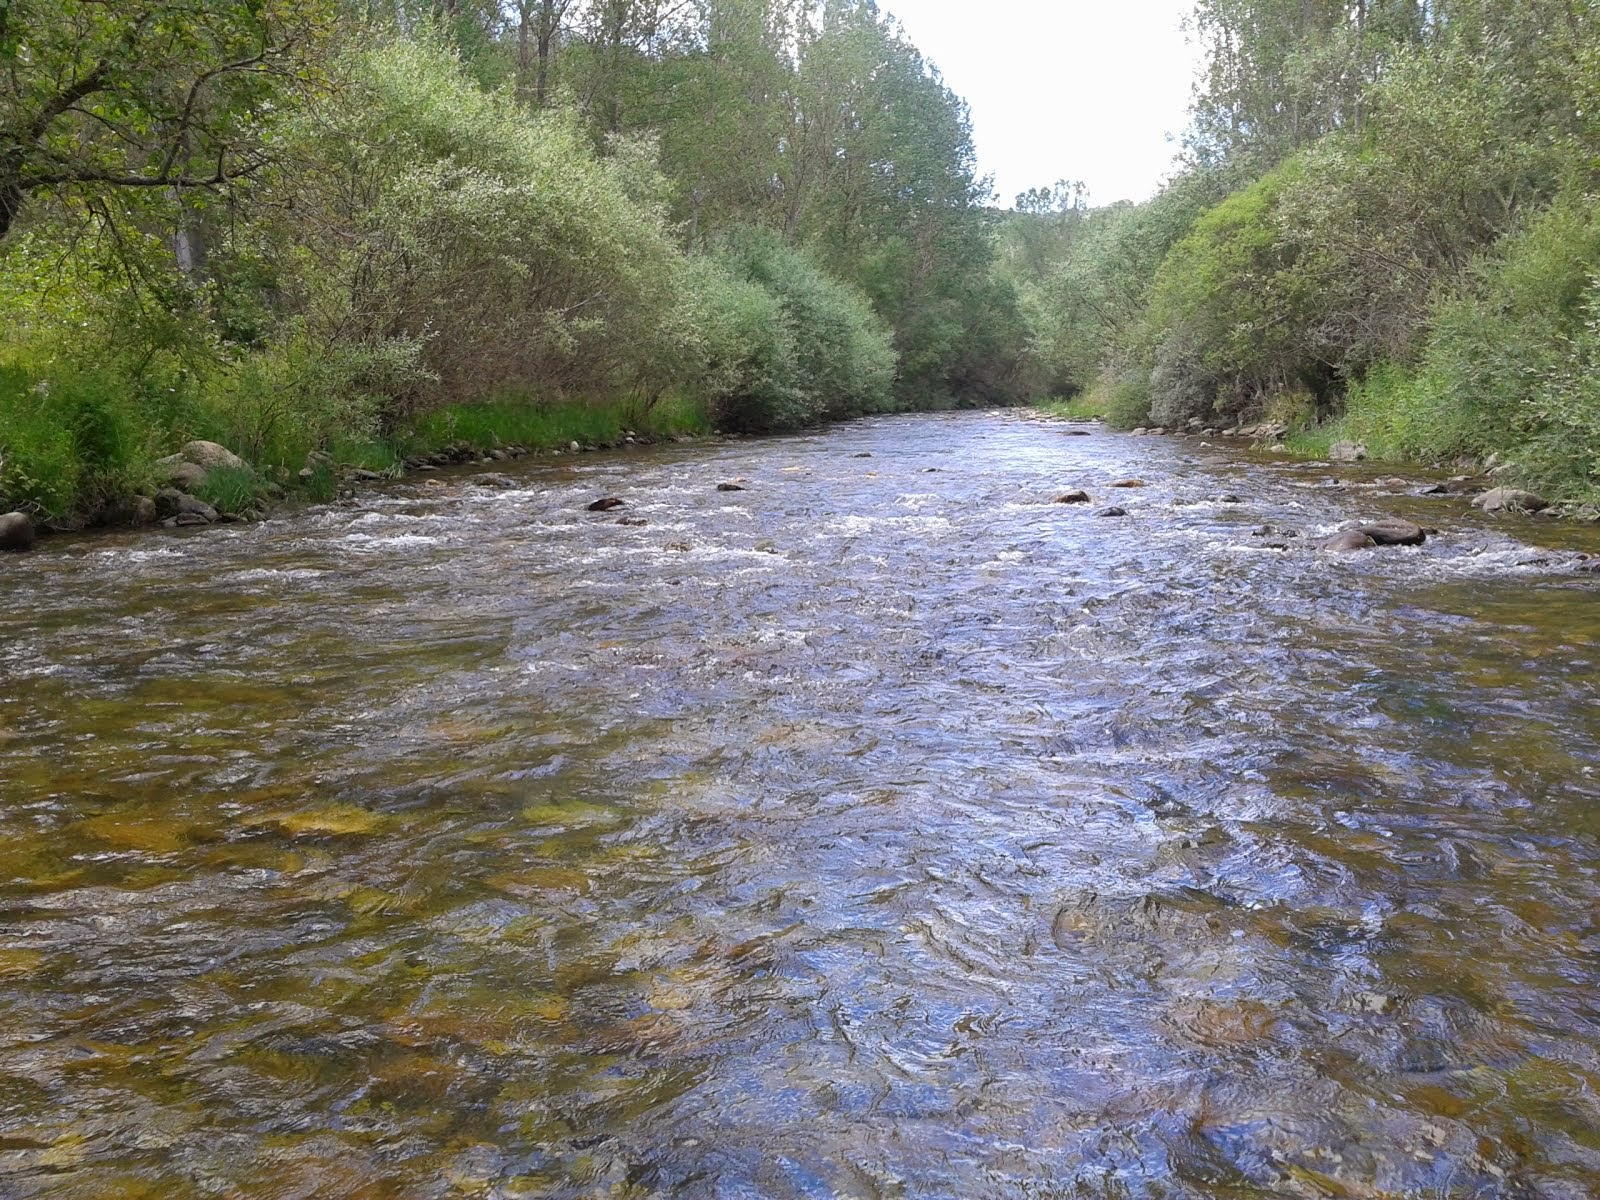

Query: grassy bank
0;360;714;527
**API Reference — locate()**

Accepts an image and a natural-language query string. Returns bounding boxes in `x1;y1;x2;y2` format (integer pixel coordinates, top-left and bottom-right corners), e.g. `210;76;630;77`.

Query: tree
0;0;330;242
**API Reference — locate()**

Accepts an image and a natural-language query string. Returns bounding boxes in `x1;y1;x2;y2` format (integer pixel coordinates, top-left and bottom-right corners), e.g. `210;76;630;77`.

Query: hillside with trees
0;0;1031;524
1010;0;1600;502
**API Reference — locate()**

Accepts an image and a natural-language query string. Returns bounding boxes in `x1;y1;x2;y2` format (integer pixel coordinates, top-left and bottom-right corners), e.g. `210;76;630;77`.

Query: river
3;411;1600;1198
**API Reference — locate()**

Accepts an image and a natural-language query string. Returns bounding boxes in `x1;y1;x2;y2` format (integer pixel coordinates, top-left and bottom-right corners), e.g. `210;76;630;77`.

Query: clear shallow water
3;412;1600;1198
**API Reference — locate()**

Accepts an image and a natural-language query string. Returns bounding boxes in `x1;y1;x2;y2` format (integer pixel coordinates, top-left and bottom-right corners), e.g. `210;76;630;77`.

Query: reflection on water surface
3;412;1600;1198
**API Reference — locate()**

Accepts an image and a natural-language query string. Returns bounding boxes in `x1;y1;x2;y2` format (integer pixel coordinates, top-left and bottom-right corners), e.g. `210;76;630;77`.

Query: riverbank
1031;398;1600;524
0;393;714;551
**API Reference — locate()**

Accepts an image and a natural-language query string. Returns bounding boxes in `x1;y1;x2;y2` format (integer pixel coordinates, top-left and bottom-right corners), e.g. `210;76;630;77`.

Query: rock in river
1095;506;1128;518
1054;490;1091;504
588;497;625;512
0;511;36;552
716;482;747;492
1110;478;1146;488
1473;487;1549;514
1350;519;1427;547
1321;530;1377;552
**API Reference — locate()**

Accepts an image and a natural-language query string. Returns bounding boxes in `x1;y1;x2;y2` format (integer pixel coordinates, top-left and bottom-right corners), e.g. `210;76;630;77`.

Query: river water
3;411;1600;1199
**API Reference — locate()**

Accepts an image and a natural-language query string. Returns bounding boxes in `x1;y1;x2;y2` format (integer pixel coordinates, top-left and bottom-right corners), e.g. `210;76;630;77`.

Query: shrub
712;228;897;430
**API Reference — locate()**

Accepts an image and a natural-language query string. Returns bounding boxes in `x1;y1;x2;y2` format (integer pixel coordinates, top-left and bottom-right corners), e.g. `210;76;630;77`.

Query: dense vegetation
0;0;1030;523
11;0;1600;525
1009;0;1600;501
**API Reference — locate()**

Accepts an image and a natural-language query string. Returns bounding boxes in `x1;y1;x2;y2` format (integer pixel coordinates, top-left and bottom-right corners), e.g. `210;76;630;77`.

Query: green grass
1034;394;1107;422
0;359;160;519
400;391;712;455
191;465;265;517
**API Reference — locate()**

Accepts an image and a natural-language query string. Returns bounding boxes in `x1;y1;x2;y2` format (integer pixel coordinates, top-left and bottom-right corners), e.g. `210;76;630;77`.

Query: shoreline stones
0;511;36;552
1473;487;1549;514
1329;441;1368;463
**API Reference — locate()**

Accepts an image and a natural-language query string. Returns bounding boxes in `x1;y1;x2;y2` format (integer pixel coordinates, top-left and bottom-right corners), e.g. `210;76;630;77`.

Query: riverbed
3;411;1599;1198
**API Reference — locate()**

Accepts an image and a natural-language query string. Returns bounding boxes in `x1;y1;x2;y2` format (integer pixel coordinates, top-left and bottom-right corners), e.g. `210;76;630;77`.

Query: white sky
883;0;1205;209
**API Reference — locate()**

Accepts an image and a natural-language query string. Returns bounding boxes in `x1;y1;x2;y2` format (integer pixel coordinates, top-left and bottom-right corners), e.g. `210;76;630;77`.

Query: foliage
710;227;897;431
1018;0;1600;497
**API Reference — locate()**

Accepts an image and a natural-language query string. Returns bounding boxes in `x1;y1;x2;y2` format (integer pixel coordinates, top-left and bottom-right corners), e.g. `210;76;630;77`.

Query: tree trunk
0;155;24;242
537;0;557;107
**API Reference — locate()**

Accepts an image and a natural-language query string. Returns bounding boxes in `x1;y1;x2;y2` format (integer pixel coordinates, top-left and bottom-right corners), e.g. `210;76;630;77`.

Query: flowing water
3;412;1600;1200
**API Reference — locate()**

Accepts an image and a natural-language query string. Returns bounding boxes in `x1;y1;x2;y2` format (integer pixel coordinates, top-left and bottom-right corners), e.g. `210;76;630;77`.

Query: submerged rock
852;452;873;459
716;482;746;492
1321;530;1377;552
0;511;36;552
1473;487;1549;514
1110;478;1146;489
1054;490;1091;504
1095;506;1128;518
616;516;649;527
587;497;625;512
1063;428;1092;436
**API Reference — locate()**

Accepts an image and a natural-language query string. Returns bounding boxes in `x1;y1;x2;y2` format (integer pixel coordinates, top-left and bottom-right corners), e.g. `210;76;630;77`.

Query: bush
707;229;897;432
275;35;699;421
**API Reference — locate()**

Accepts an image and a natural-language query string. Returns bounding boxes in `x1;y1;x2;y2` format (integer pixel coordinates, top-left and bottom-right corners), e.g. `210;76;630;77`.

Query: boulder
155;457;209;490
1130;427;1148;436
1095;506;1128;518
181;440;247;472
588;497;625;512
1473;487;1549;514
99;495;160;527
1054;490;1091;504
569;441;581;454
1321;530;1376;552
716;482;747;492
1350;519;1427;547
1329;441;1368;463
1110;478;1146;488
154;488;217;522
0;511;36;552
